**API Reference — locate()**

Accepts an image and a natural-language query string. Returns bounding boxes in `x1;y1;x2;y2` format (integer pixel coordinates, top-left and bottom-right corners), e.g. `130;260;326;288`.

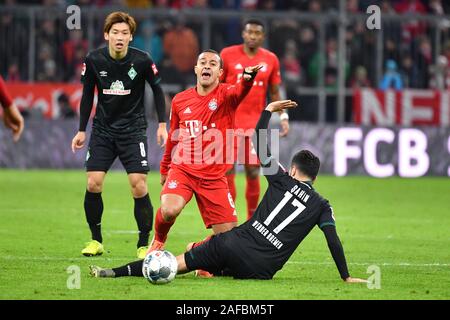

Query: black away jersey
227;164;336;279
81;46;161;136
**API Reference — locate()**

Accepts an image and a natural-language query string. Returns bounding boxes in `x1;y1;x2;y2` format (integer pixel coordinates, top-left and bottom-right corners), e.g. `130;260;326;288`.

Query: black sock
84;190;103;243
112;260;144;277
134;194;153;248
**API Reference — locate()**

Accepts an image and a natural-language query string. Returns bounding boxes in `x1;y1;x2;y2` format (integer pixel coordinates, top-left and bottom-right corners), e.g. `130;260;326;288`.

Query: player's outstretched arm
321;225;367;283
253;100;297;167
226;64;263;107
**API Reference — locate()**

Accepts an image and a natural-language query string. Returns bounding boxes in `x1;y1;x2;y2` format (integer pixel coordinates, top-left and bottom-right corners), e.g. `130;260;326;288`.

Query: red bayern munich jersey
220;44;281;132
161;80;253;180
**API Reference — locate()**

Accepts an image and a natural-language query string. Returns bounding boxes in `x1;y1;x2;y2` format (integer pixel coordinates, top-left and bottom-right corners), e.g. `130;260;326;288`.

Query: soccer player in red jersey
0;75;24;142
220;19;289;220
149;49;262;254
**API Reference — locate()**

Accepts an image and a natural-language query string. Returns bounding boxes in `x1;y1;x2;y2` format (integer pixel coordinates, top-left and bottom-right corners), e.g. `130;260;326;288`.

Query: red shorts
161;167;237;228
227;135;260;171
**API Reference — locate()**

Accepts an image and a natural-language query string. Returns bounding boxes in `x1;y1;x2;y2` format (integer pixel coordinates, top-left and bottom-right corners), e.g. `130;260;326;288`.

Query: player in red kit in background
0;75;24;142
220;19;289;221
149;50;262;258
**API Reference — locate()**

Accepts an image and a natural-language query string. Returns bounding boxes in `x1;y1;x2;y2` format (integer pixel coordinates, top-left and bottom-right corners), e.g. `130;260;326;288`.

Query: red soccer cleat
146;237;165;254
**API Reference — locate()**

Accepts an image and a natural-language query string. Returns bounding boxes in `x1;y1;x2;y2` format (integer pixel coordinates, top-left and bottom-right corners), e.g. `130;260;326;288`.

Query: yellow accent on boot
81;240;104;256
137;246;148;259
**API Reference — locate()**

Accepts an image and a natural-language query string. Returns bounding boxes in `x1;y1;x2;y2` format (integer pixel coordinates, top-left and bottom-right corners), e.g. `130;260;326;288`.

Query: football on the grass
142;250;178;284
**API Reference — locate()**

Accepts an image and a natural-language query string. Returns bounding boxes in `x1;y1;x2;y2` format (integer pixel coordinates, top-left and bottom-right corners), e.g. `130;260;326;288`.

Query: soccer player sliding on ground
90;100;367;283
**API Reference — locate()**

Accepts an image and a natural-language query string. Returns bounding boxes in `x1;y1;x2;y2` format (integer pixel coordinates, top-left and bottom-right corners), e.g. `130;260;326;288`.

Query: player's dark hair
291;150;320;180
104;11;137;35
199;49;223;68
243;18;265;32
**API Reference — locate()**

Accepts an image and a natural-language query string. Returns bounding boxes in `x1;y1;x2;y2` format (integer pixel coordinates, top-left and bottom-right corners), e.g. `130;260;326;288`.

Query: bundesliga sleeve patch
151;63;159;75
81;63;86;76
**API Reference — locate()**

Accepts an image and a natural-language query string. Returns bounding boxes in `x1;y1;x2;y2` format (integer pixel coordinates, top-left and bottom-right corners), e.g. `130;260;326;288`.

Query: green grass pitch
0;170;449;300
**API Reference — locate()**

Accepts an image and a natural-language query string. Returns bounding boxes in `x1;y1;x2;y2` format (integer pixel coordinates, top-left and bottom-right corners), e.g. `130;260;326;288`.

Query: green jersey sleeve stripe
319;222;336;229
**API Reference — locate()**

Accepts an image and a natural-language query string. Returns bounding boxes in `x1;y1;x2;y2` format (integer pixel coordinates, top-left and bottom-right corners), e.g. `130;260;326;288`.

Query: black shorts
184;233;261;279
85;133;149;174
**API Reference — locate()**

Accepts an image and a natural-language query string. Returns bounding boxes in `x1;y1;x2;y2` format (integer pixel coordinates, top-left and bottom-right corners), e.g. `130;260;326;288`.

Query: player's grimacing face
195;52;223;86
104;22;133;53
242;24;265;49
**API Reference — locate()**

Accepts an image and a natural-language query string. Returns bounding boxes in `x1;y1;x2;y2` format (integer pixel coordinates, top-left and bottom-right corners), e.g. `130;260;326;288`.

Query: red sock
245;176;260;220
154;208;175;243
226;173;237;201
192;235;212;248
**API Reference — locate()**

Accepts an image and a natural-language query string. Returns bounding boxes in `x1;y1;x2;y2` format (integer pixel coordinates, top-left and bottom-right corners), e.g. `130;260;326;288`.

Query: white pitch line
0;256;133;261
0;256;449;267
287;261;450;267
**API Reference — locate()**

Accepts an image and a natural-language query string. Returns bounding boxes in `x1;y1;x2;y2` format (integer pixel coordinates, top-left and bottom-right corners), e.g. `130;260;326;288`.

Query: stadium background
0;0;449;300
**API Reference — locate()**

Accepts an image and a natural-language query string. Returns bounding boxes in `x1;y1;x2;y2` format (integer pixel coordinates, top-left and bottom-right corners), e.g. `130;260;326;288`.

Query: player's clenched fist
71;131;86;153
243;64;263;81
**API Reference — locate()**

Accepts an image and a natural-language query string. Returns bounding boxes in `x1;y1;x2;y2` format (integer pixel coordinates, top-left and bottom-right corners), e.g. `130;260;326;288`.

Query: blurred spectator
443;41;450;62
346;0;360;13
133;20;163;65
36;17;63;81
429;55;450;89
384;38;400;62
409;35;432;88
394;0;427;43
62;30;88;81
258;0;276;10
379;59;403;90
6;61;21;82
400;54;417;87
297;26;317;86
241;0;259;10
125;0;152;7
269;19;299;58
308;38;350;88
163;16;199;82
350;66;371;88
347;21;376;85
281;40;301;86
192;0;208;8
428;0;444;15
57;93;76;119
0;11;28;80
36;44;61;82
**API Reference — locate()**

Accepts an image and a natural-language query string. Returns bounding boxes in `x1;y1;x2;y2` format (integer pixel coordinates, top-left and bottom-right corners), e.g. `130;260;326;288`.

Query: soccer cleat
81;240;104;257
89;265;115;278
137;246;148;259
195;269;214;278
146;237;165;254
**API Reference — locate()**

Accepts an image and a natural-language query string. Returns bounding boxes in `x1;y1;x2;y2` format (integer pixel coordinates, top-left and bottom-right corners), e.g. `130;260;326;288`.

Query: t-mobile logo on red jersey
185;120;218;138
185;120;201;138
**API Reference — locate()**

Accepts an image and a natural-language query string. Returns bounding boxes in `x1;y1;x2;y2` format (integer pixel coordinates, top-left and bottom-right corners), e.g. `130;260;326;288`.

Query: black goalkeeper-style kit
184;110;350;280
79;46;166;173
